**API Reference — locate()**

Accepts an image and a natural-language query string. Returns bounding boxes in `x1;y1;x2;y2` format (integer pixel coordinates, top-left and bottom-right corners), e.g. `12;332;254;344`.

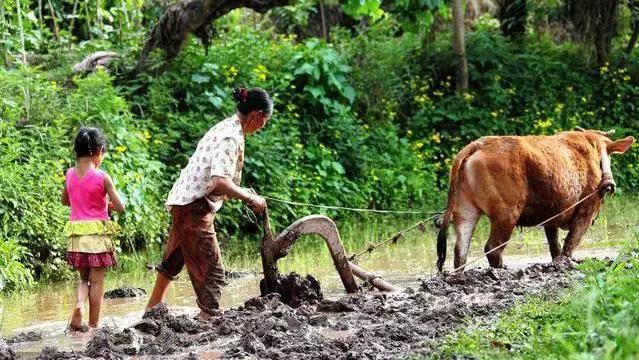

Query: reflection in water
1;199;636;357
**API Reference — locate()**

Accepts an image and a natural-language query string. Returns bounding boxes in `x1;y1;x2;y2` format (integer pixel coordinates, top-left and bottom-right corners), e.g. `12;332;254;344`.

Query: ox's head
575;127;635;193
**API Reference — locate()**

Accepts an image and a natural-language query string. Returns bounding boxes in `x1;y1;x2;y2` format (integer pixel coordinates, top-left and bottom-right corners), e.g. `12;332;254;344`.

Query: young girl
62;127;125;330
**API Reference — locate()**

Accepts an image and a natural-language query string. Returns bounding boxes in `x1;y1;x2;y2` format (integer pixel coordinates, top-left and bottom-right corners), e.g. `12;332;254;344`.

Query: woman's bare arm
209;176;266;212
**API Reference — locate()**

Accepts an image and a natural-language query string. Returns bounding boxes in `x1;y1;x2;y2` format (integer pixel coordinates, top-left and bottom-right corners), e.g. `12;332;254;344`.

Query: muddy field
6;260;593;359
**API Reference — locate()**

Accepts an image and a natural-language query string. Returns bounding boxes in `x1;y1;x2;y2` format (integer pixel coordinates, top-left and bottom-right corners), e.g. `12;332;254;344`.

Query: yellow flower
115;145;127;153
294;143;303;149
431;133;441;144
535;118;553;130
463;92;474;102
143;130;151;140
252;64;268;82
623;75;631;82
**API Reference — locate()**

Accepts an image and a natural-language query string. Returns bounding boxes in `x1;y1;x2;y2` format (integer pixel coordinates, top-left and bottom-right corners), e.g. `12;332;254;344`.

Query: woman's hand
247;193;267;213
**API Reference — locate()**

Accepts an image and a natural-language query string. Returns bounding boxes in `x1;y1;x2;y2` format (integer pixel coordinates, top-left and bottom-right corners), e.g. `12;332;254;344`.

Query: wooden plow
259;211;398;295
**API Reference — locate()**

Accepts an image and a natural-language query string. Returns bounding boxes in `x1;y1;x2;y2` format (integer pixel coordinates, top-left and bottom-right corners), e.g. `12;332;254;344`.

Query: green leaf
191;74;210;84
343;86;356;104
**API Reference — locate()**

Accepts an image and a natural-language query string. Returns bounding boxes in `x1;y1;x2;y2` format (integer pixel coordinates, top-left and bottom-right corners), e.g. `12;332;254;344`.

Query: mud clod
103;286;147;299
7;331;43;344
260;273;323;308
0;338;15;360
36;346;86;360
241;333;266;354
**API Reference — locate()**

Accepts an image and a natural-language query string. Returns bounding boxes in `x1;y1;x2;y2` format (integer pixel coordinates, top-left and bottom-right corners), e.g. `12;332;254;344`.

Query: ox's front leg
544;226;561;260
485;219;516;268
562;202;601;258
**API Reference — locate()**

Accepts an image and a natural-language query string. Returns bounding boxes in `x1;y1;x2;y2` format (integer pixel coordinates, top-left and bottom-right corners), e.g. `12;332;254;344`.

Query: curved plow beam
261;214;396;294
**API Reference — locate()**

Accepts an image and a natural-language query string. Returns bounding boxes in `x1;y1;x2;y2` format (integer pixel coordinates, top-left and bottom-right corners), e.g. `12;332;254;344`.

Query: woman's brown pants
155;197;224;315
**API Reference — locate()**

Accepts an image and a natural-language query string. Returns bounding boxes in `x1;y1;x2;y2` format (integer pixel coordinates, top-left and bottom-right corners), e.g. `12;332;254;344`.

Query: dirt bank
30;261;592;359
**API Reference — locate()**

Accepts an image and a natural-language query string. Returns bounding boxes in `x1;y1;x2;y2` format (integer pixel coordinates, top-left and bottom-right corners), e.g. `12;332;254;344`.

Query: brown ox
436;130;634;272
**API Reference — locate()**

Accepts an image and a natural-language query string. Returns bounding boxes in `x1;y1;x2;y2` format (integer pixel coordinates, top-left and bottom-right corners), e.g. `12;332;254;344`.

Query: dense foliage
0;0;638;290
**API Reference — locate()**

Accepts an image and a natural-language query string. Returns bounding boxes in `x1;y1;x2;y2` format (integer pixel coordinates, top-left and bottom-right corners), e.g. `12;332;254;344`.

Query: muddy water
2;199;637;357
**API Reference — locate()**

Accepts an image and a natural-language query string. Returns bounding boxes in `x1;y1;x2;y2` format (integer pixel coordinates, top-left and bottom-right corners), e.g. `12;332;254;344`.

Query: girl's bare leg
88;267;107;328
69;268;90;329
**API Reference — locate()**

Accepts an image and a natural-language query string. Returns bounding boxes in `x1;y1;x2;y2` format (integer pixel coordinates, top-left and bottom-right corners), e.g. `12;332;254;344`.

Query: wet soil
103;287;147;299
30;261;593;359
0;338;16;360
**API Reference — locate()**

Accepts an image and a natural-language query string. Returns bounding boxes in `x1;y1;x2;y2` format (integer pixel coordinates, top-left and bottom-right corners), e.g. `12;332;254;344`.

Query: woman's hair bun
232;87;248;103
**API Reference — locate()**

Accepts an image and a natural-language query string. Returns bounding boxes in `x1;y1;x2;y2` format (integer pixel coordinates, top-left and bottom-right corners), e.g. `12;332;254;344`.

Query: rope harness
262;195;441;215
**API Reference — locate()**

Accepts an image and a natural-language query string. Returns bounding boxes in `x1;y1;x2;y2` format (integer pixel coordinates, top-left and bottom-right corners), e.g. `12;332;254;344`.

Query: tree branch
137;0;292;73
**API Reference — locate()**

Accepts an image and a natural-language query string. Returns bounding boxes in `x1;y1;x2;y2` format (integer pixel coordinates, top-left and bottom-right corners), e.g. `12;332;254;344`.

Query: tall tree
452;0;468;92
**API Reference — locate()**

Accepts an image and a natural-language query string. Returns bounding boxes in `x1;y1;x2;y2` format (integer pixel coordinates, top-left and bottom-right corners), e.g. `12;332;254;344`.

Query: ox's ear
607;136;635;155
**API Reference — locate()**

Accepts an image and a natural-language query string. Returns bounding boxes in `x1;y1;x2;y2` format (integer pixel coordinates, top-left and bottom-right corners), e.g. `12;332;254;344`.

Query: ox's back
457;132;602;228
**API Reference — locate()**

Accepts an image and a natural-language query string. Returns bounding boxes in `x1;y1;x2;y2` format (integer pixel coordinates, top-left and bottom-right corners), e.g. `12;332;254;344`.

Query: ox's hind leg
544;226;561;260
452;199;480;271
484;218;516;268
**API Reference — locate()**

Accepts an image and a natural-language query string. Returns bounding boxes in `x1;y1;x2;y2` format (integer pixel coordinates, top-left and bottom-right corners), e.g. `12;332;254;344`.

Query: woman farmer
146;87;271;319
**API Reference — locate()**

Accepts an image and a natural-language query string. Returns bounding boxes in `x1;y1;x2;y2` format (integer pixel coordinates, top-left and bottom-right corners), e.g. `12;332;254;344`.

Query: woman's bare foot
68;307;84;331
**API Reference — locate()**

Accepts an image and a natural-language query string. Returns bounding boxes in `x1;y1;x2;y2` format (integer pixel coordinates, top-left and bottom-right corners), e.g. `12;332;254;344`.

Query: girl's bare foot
68;307;83;331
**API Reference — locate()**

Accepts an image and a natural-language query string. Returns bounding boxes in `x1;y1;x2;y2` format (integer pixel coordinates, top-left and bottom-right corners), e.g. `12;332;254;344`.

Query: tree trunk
452;0;469;93
15;0;27;65
137;0;292;73
0;0;6;66
319;0;328;42
620;2;639;68
566;0;619;67
47;0;60;40
498;0;526;38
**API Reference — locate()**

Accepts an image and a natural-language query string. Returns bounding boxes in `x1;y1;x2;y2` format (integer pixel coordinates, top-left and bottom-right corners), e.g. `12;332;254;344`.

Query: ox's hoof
552;255;574;269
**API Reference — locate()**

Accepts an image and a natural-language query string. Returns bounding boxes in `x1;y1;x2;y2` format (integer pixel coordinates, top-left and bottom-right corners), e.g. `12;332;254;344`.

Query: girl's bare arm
104;175;126;212
61;183;70;206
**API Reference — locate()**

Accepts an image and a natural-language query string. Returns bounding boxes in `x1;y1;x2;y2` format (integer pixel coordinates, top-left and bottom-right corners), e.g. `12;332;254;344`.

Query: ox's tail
437;142;481;272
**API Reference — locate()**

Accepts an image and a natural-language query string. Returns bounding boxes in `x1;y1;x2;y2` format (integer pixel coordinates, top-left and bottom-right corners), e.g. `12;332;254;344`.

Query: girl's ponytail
74;127;107;157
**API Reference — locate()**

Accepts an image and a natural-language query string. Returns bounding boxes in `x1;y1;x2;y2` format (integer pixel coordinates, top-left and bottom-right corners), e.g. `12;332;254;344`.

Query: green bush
0;69;167;281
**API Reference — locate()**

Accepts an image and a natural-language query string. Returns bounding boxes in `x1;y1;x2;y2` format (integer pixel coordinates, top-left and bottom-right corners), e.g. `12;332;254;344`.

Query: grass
433;237;639;360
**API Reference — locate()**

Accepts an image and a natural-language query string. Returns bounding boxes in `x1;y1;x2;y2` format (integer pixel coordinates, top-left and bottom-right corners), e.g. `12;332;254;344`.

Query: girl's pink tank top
66;168;108;221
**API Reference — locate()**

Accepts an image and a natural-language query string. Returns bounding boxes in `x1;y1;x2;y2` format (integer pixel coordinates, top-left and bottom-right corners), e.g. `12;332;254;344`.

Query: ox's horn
574;126;586;132
606;129;616;135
